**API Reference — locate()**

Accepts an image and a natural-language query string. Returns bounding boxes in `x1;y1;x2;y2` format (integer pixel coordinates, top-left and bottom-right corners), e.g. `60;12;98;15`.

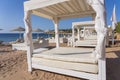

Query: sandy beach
0;44;120;80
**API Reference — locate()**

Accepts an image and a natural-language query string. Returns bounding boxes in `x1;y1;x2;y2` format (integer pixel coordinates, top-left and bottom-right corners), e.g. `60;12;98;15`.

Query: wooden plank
60;2;74;13
58;10;95;19
37;9;55;16
24;0;69;11
42;7;58;15
67;1;78;12
98;59;106;80
72;0;82;11
72;21;95;26
51;5;65;14
55;4;68;13
32;63;98;80
32;10;53;19
47;6;61;15
82;0;88;10
77;0;86;11
60;14;91;20
53;18;60;48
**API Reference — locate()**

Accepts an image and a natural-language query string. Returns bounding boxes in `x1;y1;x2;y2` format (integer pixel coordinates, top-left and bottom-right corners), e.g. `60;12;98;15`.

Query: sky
0;0;120;33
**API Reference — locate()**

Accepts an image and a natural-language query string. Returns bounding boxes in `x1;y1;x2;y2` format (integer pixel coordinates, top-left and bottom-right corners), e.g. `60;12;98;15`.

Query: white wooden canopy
23;0;107;80
24;0;96;20
73;21;95;27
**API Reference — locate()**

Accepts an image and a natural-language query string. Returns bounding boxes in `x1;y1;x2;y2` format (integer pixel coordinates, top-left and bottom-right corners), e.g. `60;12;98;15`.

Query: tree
115;22;120;33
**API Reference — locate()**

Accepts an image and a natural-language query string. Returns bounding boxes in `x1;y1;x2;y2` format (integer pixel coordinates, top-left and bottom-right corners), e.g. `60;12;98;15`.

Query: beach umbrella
11;27;25;39
44;30;53;38
33;28;44;38
44;30;55;38
111;5;117;30
0;29;3;30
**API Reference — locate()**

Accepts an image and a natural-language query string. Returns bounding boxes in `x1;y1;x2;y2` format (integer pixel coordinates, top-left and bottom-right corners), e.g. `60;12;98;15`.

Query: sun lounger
12;39;49;50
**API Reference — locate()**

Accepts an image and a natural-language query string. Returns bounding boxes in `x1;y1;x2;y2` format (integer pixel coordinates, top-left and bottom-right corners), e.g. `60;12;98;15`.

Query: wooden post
77;28;80;41
24;10;33;72
83;27;86;39
98;58;106;80
87;0;107;80
72;25;75;47
92;13;96;20
53;18;60;48
112;30;115;45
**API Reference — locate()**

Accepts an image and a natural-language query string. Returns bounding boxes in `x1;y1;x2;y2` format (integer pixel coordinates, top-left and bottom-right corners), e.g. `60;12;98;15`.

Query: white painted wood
42;7;57;15
24;0;69;11
77;28;80;41
50;5;65;14
24;10;33;72
83;27;86;39
72;21;95;27
98;58;106;80
24;0;95;20
72;25;75;47
87;0;107;58
32;10;53;19
58;10;95;19
87;0;107;80
60;14;92;20
77;0;86;11
53;18;60;48
32;63;98;80
23;0;107;80
67;1;78;12
55;4;68;13
60;2;74;12
92;14;96;20
112;31;115;45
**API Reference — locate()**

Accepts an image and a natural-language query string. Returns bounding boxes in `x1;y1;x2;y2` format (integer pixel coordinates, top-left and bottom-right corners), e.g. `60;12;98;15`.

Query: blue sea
0;33;52;42
0;33;65;42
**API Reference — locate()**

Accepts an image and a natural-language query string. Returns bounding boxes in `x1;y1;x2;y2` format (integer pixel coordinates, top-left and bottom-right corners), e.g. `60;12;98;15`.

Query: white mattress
32;57;98;74
33;47;97;64
75;40;97;47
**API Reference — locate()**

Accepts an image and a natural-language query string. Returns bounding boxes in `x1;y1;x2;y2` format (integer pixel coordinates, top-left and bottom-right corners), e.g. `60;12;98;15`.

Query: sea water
0;33;51;42
0;33;65;42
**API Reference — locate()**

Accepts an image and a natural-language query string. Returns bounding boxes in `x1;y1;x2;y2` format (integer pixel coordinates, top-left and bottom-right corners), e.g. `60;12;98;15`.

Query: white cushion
32;57;98;74
33;47;97;64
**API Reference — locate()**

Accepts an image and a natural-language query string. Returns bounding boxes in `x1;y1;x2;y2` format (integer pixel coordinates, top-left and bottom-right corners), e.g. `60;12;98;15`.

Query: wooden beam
53;18;60;48
55;4;68;13
51;5;65;14
77;0;86;11
58;10;95;19
71;0;81;11
60;2;74;12
24;0;69;11
47;6;60;15
82;0;88;10
67;1;78;12
32;63;98;80
32;10;53;19
37;9;55;17
60;14;91;20
43;7;58;15
72;21;95;27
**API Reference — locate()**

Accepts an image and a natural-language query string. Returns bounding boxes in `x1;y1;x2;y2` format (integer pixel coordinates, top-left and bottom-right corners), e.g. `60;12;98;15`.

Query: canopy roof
72;21;95;29
32;28;44;32
11;27;25;32
24;0;95;20
0;29;3;30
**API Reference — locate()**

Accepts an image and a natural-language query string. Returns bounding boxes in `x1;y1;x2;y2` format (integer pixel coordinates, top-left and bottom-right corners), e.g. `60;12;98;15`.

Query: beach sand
0;44;120;80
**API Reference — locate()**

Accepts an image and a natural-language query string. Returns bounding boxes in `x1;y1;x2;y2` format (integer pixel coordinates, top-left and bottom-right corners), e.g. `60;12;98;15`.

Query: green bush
115;22;120;33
